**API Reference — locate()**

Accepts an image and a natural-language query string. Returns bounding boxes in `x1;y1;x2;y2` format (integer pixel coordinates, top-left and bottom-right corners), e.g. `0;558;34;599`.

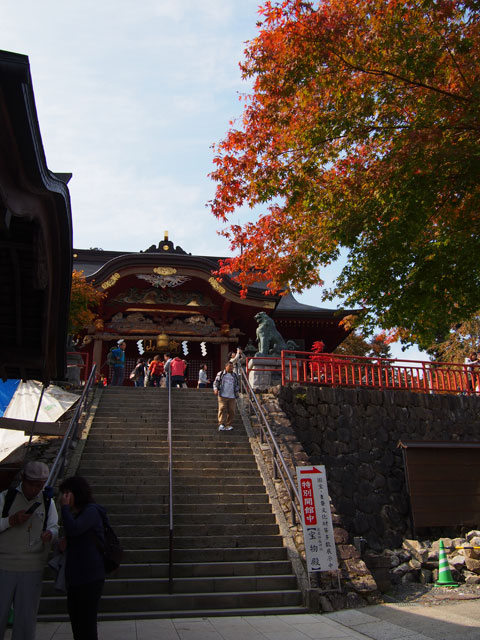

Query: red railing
246;352;480;395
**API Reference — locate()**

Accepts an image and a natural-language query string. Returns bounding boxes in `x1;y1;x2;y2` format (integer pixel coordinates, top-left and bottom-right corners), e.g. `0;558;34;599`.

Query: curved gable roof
0;50;72;383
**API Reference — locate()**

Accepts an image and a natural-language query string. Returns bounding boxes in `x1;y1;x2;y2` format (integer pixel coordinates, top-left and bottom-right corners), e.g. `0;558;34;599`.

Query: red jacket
149;360;164;376
171;358;186;376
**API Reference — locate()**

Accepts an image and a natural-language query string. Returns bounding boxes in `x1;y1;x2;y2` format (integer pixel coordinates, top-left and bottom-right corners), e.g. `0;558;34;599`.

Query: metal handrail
47;364;97;489
167;373;174;593
239;368;302;525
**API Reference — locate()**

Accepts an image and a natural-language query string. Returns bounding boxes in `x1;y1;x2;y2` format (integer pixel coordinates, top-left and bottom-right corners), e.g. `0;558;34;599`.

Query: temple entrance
98;338;229;387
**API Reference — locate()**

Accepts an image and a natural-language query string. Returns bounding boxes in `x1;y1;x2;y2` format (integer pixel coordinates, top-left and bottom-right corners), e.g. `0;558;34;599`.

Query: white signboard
297;465;338;573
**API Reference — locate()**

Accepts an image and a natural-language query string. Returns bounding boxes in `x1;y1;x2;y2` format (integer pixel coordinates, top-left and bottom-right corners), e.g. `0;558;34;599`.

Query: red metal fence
247;352;480;395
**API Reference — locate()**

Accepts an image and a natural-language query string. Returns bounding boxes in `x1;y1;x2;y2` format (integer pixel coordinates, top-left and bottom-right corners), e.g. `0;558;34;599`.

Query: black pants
67;579;104;640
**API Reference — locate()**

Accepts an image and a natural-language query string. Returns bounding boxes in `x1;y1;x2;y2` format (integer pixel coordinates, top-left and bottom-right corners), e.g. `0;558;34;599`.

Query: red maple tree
210;0;480;349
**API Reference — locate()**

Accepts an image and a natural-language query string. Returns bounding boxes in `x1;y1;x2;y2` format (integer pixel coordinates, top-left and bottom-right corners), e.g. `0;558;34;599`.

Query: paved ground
7;600;480;640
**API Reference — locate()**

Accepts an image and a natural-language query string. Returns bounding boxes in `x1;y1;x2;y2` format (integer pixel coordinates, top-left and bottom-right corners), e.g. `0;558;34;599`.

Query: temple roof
0;50;72;383
73;242;346;319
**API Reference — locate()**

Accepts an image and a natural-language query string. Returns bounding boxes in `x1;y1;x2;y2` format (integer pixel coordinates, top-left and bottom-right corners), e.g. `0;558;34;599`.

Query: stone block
402;539;429;563
349;575;378;593
344;558;370;576
465;572;480;585
450;554;466;570
337;544;360;560
333;527;349;544
364;552;392;569
465;556;480;573
466;530;480;541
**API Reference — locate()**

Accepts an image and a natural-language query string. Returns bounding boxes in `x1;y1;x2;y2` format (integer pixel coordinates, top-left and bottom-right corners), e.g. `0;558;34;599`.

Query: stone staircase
40;386;306;618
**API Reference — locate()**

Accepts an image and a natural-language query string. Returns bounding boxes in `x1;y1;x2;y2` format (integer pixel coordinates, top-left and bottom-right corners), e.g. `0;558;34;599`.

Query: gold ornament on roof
101;273;121;290
208;277;226;295
153;267;177;275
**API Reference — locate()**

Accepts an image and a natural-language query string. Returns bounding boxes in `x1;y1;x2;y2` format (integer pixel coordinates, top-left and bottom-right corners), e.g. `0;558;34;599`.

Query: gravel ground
383;582;480;606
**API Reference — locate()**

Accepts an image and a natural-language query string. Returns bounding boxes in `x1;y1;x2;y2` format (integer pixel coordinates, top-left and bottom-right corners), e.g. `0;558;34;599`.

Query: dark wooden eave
0;50;72;384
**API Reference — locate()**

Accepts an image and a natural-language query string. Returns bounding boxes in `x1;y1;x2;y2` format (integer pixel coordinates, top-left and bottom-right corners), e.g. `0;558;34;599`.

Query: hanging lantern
156;333;169;350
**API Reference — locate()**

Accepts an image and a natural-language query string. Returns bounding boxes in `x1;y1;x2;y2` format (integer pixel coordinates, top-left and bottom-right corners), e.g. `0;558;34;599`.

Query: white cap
23;461;49;481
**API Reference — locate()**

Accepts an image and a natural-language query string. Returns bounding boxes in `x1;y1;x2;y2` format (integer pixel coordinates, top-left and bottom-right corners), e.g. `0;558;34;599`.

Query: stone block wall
276;384;480;551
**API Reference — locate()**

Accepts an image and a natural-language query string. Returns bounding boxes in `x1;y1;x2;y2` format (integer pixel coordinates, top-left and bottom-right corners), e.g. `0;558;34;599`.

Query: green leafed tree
209;0;480;350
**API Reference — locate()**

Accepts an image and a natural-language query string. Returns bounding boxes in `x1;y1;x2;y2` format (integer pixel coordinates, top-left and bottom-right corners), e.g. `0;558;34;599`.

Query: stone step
88;480;265;493
110;523;279;538
96;502;272;515
85;438;251;448
43;573;297;597
79;464;259;476
117;535;284;550
40;589;303;615
78;447;255;462
120;546;289;564
108;512;276;526
81;447;253;457
95;493;269;505
110;559;293;579
41;605;309;622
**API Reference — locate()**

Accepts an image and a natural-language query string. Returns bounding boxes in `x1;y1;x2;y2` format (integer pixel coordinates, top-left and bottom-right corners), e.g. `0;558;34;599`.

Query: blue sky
1;0;426;360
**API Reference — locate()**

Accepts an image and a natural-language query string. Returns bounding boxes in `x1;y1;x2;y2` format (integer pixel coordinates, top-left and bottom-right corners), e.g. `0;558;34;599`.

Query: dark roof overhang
0;50;73;384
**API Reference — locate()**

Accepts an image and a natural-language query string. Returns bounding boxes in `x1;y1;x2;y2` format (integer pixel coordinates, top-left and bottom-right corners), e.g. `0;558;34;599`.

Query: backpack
106;348;119;366
2;487;52;531
129;363;144;380
96;508;123;573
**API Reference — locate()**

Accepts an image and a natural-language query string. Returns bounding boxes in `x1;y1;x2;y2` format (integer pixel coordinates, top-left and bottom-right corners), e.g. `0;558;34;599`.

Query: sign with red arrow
297;464;338;573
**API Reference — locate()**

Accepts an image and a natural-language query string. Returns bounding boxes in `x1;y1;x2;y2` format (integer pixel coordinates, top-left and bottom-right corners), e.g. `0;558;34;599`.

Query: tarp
0;380;20;417
3;381;79;422
0;381;79;463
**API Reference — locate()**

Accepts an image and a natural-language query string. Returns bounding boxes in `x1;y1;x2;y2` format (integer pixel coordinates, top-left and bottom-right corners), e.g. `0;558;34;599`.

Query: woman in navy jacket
60;476;105;640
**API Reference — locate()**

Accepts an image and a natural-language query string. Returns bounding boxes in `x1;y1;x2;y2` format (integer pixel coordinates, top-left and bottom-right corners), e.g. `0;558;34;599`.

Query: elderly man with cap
0;461;58;640
111;338;126;386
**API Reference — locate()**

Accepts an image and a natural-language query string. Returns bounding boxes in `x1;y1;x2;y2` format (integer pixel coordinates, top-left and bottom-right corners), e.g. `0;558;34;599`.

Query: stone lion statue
254;312;288;356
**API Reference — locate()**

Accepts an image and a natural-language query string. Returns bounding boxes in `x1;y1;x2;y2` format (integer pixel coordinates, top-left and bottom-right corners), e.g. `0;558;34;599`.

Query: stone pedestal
248;357;282;389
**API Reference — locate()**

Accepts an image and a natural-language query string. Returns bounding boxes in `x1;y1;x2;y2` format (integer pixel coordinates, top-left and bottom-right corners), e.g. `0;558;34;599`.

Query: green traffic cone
434;539;459;587
7;607;13;626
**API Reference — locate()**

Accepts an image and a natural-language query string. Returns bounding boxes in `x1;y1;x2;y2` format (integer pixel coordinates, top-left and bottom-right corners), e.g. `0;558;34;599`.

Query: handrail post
290;486;296;525
168;371;174;594
422;362;430;394
47;364;97;489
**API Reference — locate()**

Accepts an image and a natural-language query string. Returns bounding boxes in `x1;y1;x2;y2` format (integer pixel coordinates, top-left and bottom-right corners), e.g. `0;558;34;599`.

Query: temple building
73;234;352;385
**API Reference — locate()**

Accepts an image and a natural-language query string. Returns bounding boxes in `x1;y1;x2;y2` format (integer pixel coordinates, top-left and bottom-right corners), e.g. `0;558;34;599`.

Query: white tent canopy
0;381;79;462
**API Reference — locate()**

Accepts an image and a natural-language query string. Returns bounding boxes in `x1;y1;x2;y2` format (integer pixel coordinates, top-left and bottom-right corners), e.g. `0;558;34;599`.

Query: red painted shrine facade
73;237;351;385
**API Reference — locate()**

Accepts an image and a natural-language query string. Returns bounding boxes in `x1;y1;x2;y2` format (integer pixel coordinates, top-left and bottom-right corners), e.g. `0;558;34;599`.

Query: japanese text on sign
297;465;338;573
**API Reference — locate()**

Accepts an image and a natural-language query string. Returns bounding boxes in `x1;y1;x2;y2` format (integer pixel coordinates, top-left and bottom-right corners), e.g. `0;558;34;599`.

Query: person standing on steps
111;339;126;386
170;356;186;388
59;476;106;640
197;364;210;388
0;461;58;640
148;355;164;387
163;353;172;387
229;348;246;376
213;361;239;432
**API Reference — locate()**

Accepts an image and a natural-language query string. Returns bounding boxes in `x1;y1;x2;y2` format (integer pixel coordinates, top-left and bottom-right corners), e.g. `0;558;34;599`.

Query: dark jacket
61;503;106;587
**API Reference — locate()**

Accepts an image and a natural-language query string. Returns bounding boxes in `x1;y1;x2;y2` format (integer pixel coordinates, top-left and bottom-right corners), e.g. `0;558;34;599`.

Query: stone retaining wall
275;385;480;551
